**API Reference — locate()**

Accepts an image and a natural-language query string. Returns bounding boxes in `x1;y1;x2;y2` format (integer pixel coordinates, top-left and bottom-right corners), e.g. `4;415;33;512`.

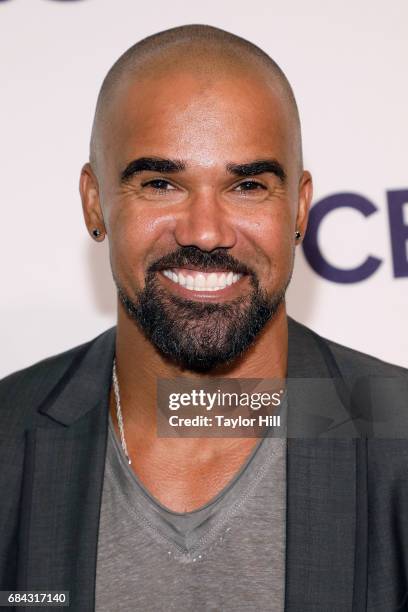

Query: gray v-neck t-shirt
95;412;287;611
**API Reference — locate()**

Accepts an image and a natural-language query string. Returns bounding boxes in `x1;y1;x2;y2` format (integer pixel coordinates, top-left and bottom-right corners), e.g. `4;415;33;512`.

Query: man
1;23;408;612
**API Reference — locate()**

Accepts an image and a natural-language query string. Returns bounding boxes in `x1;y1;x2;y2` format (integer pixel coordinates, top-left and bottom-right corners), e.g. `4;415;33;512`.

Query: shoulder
315;326;408;381
0;328;115;431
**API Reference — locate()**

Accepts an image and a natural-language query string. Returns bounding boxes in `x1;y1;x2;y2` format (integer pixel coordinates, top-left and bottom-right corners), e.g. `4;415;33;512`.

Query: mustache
148;246;255;277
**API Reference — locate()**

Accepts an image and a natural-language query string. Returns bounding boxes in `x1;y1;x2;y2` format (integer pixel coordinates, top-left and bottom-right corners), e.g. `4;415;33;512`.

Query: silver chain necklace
112;358;132;465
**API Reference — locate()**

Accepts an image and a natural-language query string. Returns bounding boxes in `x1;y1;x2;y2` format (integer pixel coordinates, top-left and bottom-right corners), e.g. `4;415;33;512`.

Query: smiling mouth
161;268;243;292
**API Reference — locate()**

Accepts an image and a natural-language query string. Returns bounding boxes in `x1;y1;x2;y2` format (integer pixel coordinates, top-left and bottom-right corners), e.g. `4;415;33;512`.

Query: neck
113;299;288;426
110;301;288;510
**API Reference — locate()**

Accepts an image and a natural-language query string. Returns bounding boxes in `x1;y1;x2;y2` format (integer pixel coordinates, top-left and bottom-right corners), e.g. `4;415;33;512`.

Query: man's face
84;67;311;371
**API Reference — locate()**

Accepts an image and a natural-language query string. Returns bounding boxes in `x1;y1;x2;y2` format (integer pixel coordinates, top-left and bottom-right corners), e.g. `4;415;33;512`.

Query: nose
174;189;237;252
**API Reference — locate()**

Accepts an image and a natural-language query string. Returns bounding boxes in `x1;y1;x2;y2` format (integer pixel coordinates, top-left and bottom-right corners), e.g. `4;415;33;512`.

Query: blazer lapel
17;328;116;612
16;319;364;611
284;317;361;611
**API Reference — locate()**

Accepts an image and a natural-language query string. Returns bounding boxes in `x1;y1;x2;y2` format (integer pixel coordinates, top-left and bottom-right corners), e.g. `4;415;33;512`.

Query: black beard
115;247;288;373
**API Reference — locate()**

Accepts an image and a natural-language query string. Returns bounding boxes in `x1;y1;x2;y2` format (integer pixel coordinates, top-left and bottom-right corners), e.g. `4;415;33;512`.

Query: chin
117;274;287;373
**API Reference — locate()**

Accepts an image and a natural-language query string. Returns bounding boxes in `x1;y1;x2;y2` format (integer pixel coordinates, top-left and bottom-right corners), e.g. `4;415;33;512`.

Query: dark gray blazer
1;316;408;611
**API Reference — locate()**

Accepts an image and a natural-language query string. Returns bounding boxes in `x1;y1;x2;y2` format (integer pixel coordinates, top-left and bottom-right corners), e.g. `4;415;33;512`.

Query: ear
79;163;106;241
295;170;313;242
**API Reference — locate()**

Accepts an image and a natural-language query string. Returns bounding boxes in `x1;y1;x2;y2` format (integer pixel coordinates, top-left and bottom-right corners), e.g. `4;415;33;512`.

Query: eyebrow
120;156;286;183
226;159;286;183
120;157;186;182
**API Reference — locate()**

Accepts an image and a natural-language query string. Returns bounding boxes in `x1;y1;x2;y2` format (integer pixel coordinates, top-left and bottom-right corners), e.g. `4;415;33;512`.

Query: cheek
237;207;295;277
107;202;174;286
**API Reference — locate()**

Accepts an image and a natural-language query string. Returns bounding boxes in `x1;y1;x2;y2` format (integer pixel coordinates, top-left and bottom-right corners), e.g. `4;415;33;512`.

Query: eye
141;179;176;191
235;180;267;192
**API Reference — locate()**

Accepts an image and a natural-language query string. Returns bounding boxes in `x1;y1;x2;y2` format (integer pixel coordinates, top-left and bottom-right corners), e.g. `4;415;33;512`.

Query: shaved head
89;24;303;173
81;24;312;372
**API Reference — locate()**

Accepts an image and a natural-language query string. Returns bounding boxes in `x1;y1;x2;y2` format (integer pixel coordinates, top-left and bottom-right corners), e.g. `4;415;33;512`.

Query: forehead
103;67;294;168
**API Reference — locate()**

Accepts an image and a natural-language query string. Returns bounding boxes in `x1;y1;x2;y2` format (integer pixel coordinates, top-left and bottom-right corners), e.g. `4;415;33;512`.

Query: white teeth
206;272;218;290
186;275;194;289
162;269;242;291
194;273;206;290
